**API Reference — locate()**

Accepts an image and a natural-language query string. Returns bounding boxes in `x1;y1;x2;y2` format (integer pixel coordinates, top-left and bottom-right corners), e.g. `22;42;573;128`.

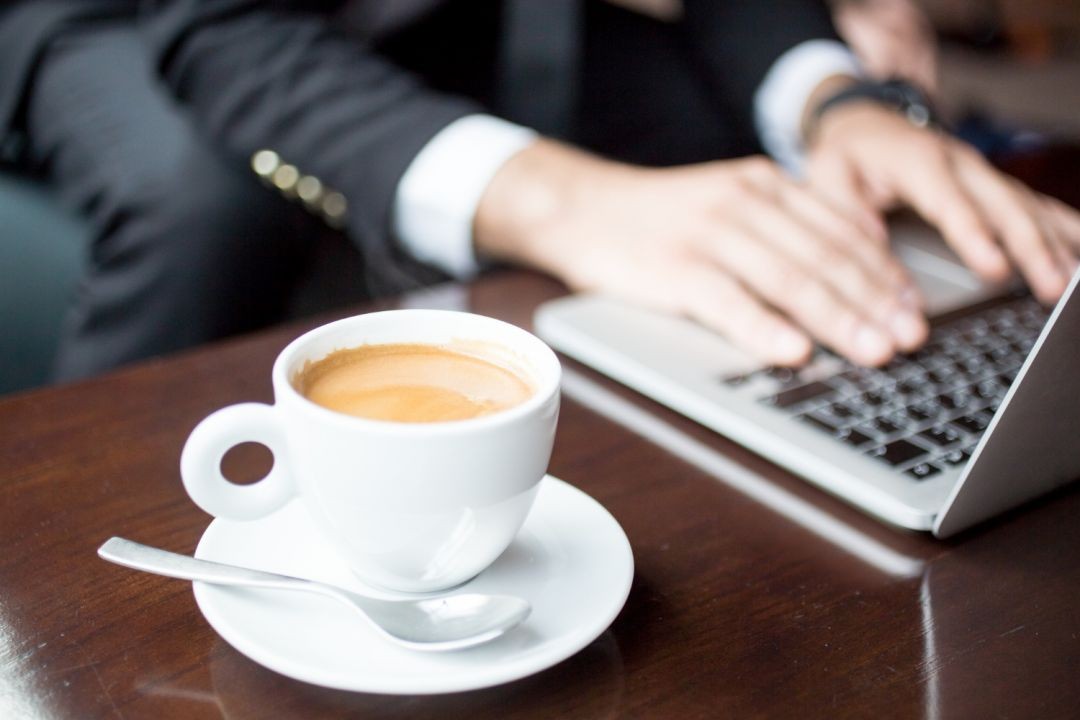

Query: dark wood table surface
2;148;1079;719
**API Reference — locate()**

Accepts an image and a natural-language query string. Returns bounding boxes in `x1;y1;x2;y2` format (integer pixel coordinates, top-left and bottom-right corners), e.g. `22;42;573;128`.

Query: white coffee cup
180;310;561;592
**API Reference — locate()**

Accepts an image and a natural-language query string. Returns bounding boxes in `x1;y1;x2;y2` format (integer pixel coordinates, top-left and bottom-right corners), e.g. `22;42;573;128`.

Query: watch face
906;104;932;128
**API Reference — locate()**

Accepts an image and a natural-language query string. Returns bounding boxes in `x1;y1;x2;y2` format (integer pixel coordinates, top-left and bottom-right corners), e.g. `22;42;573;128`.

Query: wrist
473;139;623;276
805;78;938;148
800;74;860;147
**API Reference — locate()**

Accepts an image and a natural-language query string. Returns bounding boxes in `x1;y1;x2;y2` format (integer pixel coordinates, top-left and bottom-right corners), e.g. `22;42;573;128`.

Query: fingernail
980;246;1010;278
774;326;810;361
1040;275;1067;304
1054;271;1069;296
889;310;927;349
854;324;891;363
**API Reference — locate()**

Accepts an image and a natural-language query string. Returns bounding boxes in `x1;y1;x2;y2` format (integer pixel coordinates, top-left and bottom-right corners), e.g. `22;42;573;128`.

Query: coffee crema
294;343;534;423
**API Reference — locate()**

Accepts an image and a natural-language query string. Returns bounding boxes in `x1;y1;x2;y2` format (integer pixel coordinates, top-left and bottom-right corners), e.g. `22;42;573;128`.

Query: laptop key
838;428;873;448
885;410;913;430
993;371;1016;390
904;403;934;422
919;426;961;447
951;413;990;434
905;463;941;481
860;390;886;407
766;381;835;409
1018;307;1047;329
854;421;882;440
974;379;1004;400
895;380;920;396
927;368;956;386
938;390;973;410
837;368;875;390
721;372;751;387
764;366;797;385
873;417;901;436
833;369;876;390
867;439;929;466
799;413;839;434
942;448;971;466
828;402;856;419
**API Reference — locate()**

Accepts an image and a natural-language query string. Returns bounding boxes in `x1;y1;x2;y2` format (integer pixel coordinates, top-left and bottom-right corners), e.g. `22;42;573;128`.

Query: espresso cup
180;310;561;592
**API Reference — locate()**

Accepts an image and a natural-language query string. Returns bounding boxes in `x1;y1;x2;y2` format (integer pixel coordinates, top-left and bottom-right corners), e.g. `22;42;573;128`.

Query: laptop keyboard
722;294;1050;481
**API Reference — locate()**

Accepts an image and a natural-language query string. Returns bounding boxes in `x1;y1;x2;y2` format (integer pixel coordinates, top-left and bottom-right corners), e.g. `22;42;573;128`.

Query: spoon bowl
98;537;530;651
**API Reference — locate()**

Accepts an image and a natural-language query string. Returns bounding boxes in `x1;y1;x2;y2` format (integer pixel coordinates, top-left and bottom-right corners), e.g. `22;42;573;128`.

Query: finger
891;138;1012;282
779;182;922;308
677;263;813;366
804;152;888;244
1035;196;1079;286
699;223;896;366
1045;232;1077;294
954;155;1069;303
1041;194;1080;260
738;190;928;352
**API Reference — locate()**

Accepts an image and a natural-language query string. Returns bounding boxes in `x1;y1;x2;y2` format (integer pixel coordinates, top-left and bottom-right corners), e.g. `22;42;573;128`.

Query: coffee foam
294;343;534;423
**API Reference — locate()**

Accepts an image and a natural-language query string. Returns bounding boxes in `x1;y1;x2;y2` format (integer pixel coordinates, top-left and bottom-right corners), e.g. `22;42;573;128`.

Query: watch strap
809;78;939;140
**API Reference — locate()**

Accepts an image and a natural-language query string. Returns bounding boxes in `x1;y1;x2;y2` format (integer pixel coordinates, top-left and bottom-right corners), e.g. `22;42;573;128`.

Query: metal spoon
98;537;530;651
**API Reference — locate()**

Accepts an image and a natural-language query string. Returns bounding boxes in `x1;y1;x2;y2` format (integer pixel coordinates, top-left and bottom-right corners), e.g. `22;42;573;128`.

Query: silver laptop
534;219;1080;538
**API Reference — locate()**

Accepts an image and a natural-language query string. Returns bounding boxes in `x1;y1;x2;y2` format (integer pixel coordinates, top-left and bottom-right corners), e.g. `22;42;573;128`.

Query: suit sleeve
142;0;482;289
0;1;134;163
681;0;842;149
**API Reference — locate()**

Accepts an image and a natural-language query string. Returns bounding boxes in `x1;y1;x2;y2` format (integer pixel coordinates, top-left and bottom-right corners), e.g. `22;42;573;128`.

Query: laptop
534;218;1080;538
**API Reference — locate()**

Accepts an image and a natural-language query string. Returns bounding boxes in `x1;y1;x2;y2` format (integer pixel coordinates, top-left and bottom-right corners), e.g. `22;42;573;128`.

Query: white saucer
193;475;634;694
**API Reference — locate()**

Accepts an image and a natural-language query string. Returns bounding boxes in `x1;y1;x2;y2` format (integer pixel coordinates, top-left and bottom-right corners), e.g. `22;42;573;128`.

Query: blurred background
927;0;1080;142
2;0;1079;397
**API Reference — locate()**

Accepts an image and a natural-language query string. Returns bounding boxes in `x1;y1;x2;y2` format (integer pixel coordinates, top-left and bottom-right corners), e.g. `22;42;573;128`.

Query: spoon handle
98;536;321;596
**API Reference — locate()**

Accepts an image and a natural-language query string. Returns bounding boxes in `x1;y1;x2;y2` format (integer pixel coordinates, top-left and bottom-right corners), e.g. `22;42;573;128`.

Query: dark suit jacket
0;0;135;162
1;0;840;285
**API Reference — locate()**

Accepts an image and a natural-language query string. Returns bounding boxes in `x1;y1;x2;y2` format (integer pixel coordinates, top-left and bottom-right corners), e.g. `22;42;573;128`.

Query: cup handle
180;403;295;520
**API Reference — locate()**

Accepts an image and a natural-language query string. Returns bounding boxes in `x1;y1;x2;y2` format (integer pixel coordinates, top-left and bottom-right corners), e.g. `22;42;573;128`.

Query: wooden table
2;149;1079;719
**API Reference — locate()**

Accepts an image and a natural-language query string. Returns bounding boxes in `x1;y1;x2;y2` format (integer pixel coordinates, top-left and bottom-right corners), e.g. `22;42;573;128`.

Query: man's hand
474;139;927;367
833;0;938;95
807;103;1080;305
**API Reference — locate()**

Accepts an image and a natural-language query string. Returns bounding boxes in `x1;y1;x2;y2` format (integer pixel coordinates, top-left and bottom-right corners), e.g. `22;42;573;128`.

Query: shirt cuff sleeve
754;39;862;175
392;114;538;279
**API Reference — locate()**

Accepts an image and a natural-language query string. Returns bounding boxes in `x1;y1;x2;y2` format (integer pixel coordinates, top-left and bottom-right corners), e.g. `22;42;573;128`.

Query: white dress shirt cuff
754;39;862;175
393;114;538;279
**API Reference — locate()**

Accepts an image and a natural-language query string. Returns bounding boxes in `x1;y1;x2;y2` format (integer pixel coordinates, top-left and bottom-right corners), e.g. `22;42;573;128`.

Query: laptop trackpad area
891;218;1018;317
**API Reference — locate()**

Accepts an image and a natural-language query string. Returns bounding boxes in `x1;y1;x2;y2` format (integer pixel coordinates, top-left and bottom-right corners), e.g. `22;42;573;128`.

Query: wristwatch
809;78;939;138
